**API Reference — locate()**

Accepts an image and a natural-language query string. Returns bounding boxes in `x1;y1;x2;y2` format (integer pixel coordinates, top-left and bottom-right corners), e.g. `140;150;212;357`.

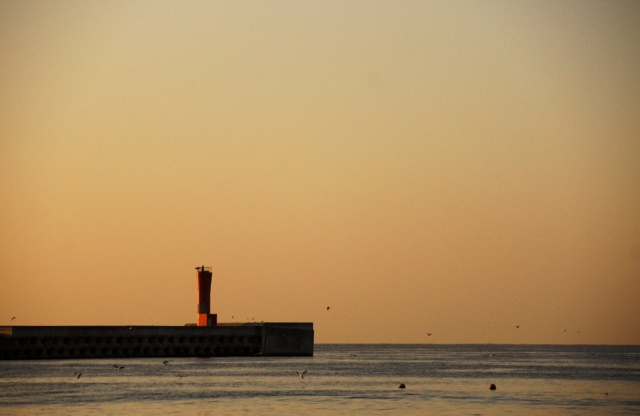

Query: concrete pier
0;323;313;360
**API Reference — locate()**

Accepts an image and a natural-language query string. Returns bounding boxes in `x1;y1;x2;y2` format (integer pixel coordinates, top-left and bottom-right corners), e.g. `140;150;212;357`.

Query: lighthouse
196;266;217;326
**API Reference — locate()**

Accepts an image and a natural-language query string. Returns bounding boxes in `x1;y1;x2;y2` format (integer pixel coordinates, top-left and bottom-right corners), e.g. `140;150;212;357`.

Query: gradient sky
1;1;639;344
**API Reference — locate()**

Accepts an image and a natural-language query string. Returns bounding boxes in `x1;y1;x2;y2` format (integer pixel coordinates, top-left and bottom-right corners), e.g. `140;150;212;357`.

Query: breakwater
0;323;313;360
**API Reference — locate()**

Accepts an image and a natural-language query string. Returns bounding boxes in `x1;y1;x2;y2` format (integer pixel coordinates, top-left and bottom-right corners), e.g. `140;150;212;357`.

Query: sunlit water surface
1;344;639;415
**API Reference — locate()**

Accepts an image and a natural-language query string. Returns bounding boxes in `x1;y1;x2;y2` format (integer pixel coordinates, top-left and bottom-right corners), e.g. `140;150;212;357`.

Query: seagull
296;370;308;379
326;307;331;311
11;317;16;321
427;333;432;336
163;361;169;365
516;325;520;328
113;365;124;370
75;372;82;380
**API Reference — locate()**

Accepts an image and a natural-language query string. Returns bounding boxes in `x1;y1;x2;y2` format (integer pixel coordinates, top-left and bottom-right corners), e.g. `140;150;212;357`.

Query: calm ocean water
1;344;639;415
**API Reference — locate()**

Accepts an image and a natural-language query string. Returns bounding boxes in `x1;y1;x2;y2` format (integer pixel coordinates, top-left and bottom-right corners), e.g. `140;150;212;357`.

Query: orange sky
1;1;639;344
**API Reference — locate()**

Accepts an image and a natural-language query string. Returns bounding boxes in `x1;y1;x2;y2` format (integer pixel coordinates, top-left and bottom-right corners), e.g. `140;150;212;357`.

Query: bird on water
75;372;82;380
163;361;169;365
296;370;308;379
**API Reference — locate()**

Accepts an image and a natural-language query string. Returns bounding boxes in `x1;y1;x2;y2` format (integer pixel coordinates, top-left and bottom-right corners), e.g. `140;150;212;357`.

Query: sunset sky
1;1;639;344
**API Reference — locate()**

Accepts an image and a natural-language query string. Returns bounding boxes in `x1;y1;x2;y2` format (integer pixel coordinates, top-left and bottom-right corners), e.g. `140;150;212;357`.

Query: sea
1;344;639;415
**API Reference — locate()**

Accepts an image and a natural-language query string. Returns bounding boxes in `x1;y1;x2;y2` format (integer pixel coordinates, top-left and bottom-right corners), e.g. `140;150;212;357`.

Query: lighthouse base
198;313;217;327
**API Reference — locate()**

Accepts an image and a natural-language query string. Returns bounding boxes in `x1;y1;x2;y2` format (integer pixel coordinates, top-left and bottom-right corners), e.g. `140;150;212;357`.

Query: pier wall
0;323;313;360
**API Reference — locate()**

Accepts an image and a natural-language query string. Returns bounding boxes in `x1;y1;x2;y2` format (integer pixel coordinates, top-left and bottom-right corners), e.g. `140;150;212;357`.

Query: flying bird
75;372;82;380
11;317;16;321
296;370;308;379
427;333;432;336
516;325;520;328
326;307;331;311
163;361;169;365
113;365;124;370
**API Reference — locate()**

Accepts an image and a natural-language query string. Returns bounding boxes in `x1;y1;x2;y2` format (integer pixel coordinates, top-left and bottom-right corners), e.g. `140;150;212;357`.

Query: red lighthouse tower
196;266;217;326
